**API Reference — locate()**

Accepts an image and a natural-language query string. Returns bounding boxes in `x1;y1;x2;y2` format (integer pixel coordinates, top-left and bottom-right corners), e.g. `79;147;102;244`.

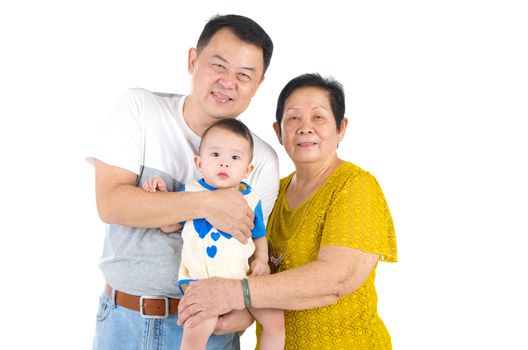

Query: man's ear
194;155;202;171
272;122;283;145
188;48;197;74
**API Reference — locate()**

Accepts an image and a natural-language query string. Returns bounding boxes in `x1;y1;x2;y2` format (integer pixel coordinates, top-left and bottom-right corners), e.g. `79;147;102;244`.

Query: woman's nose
297;123;314;134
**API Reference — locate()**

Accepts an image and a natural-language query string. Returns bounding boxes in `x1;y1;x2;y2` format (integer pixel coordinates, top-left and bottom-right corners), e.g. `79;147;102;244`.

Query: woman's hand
177;277;245;328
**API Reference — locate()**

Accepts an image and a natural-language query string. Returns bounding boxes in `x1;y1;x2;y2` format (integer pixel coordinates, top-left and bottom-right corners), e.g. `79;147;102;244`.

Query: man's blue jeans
93;293;240;350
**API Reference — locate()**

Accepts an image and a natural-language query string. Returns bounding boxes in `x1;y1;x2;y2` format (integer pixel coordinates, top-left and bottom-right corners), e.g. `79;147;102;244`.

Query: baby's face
195;128;254;189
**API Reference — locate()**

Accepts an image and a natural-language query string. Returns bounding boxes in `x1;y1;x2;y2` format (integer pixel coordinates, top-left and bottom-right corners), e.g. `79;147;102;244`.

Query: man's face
188;28;265;121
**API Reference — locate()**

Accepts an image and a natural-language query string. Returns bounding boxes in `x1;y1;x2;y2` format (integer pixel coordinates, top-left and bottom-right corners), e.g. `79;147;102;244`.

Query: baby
142;118;284;350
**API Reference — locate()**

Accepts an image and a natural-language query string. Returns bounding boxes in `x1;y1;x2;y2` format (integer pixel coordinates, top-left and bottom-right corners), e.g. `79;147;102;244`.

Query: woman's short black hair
275;73;345;135
197;14;273;74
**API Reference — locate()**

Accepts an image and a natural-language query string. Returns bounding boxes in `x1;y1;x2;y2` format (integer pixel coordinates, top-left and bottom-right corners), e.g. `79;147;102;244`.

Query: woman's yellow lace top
260;162;397;350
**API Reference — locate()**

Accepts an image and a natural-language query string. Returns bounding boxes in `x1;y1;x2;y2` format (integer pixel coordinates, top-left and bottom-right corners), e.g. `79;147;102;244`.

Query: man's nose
218;71;236;90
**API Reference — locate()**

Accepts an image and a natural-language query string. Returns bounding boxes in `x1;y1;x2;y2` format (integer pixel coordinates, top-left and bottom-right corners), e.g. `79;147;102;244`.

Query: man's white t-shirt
87;88;279;297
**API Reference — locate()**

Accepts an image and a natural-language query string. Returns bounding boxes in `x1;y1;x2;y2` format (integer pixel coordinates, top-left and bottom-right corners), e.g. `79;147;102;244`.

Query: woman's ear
273;122;283;145
338;117;348;141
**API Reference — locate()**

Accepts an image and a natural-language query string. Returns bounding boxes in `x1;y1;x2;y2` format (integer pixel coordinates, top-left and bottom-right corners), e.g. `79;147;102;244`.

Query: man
88;14;277;349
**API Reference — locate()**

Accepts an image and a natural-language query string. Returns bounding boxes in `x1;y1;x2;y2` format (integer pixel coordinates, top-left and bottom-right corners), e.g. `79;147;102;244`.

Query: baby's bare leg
249;308;285;350
180;316;218;350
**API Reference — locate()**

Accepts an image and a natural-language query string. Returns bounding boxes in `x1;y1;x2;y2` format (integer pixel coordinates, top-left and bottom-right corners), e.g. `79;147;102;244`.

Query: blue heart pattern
192;218;232;259
211;231;220;241
206;245;218;258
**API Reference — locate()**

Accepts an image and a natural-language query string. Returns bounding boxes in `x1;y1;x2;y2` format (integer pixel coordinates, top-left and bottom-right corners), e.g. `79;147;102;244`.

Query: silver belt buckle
139;295;169;319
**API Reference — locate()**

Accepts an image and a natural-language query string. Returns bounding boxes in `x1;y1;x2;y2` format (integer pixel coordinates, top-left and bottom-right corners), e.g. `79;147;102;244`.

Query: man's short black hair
197;14;273;74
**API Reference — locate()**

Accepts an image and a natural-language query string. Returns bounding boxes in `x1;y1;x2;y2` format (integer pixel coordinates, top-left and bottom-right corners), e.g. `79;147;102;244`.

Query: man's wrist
192;190;210;218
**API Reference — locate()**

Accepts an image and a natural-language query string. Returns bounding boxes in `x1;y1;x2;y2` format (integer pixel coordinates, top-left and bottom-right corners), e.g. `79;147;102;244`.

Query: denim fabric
93;293;239;350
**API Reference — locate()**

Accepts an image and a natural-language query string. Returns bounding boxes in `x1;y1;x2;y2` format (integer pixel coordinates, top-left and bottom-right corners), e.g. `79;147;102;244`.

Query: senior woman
178;73;397;349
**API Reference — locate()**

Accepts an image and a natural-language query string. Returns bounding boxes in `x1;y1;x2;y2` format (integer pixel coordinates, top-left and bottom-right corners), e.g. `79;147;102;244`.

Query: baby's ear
194;155;202;170
246;163;255;177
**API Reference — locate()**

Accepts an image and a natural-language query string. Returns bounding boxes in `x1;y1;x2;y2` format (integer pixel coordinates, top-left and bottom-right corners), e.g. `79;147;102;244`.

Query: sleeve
247;139;279;227
85;88;145;175
177;183;187;227
250;200;267;239
320;172;397;262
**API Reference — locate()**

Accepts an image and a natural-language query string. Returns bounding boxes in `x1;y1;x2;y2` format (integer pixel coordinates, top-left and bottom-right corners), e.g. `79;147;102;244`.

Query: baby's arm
141;176;181;233
248;239;285;349
250;237;270;276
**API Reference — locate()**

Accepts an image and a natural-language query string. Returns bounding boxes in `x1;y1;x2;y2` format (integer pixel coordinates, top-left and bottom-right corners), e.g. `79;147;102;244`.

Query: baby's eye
211;152;220;157
232;155;241;160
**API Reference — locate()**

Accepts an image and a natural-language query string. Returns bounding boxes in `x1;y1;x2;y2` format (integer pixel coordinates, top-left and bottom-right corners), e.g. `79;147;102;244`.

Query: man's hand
204;188;254;243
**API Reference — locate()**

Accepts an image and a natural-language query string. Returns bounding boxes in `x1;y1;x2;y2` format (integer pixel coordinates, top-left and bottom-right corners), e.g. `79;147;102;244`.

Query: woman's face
275;87;347;166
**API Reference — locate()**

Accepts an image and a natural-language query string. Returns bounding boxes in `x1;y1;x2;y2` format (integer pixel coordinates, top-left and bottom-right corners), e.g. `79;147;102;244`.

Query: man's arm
94;159;254;238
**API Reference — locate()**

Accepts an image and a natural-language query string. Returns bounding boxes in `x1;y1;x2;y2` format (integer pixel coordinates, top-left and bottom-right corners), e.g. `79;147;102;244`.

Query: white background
1;0;527;349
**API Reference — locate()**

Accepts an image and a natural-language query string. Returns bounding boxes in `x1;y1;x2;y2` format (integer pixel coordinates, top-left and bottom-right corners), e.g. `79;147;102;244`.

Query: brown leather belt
105;284;180;318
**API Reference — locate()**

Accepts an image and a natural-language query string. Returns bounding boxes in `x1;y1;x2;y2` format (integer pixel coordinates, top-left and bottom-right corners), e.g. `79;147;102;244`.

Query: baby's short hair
200;118;254;158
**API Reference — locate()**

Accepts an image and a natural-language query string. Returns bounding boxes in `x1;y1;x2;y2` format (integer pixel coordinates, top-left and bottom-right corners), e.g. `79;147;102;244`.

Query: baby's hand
250;259;270;276
142;176;168;193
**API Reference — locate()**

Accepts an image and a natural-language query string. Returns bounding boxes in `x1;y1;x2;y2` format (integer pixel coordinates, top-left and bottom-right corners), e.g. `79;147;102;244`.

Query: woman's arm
178;245;378;327
251;245;378;310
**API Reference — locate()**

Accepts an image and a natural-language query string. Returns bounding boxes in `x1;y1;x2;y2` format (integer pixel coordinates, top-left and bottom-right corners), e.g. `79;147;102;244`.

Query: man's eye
238;73;251;81
212;63;225;71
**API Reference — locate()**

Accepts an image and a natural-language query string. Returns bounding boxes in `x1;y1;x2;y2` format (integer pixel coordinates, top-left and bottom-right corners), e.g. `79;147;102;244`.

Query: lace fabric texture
262;162;397;349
